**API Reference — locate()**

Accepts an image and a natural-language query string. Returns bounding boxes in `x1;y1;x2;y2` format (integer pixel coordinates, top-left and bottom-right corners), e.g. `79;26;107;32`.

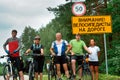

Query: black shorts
71;55;83;65
89;61;99;66
54;55;67;64
10;57;23;72
34;56;45;73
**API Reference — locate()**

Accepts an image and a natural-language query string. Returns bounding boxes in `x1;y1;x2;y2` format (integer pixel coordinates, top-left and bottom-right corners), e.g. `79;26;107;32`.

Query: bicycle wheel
3;64;13;80
28;63;34;80
48;63;57;80
82;68;92;80
13;67;19;80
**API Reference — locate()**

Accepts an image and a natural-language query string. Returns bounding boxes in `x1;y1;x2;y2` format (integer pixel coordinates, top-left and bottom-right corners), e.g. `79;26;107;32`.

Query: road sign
72;15;112;34
72;0;85;2
72;2;86;16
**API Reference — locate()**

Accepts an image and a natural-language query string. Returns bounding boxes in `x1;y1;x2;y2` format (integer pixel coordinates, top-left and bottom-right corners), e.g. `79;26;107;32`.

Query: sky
0;0;67;63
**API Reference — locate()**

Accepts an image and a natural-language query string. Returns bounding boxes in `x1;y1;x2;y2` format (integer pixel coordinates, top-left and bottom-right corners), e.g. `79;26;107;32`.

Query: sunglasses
35;38;40;40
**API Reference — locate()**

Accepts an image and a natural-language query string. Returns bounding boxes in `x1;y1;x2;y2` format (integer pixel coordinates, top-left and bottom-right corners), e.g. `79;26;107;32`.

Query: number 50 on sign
72;2;86;16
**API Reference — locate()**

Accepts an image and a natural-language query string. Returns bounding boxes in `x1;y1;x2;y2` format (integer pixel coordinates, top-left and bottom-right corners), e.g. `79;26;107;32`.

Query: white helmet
34;35;40;40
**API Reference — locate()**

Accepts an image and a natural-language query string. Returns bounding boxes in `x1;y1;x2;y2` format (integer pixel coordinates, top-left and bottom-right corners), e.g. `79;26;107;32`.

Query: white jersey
51;40;68;56
88;46;100;61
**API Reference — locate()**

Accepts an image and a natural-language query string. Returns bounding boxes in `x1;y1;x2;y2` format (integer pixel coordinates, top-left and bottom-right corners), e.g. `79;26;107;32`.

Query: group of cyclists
3;29;100;80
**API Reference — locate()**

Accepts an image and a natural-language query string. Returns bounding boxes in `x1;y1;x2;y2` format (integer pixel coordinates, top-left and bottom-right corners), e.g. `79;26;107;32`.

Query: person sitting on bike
50;32;70;80
3;29;24;80
69;33;91;80
88;39;100;80
25;35;45;80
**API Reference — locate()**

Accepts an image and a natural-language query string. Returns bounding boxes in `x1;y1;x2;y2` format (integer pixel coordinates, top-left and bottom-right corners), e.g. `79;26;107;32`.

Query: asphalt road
0;75;29;80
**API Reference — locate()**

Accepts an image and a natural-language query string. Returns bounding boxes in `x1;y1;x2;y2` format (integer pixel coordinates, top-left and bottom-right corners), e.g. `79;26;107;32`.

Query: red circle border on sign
72;2;86;16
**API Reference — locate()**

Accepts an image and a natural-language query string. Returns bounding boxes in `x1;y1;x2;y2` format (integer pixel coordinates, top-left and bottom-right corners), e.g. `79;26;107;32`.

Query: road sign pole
104;33;108;75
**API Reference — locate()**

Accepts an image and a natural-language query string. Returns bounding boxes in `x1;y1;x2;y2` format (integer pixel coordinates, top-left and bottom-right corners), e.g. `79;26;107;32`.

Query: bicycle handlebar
0;52;23;59
66;54;89;62
0;53;15;58
25;54;43;56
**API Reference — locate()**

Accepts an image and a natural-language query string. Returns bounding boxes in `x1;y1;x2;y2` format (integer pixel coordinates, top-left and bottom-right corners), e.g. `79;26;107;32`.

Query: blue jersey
51;40;68;56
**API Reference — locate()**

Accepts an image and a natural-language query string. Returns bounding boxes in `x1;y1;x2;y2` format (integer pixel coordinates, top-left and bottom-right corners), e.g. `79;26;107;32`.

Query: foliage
21;26;37;54
21;0;120;76
0;64;3;75
99;0;120;75
99;74;120;80
100;33;120;75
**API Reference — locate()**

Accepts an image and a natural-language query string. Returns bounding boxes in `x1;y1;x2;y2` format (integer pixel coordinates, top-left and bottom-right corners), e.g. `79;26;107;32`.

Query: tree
99;0;120;75
20;0;120;75
21;26;37;54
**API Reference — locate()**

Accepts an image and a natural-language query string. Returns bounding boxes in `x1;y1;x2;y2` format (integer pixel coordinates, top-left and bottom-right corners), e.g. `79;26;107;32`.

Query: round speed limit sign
72;2;86;16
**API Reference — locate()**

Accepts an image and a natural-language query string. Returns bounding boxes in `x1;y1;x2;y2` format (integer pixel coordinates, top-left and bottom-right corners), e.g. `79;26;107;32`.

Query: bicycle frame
67;54;92;80
76;55;89;72
28;57;35;76
48;55;57;80
25;54;44;80
7;60;13;76
1;54;20;80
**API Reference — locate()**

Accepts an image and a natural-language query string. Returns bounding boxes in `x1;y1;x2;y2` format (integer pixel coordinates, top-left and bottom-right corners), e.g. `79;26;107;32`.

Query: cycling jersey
3;37;21;57
69;39;86;55
30;43;45;73
30;44;43;54
51;40;68;56
30;44;44;59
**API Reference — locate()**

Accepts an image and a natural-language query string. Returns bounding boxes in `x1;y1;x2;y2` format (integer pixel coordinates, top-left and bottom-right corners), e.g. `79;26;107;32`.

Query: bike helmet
34;35;40;40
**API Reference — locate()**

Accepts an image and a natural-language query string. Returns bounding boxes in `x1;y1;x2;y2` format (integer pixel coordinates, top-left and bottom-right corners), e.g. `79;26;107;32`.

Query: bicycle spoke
29;63;34;80
82;69;92;80
3;65;14;80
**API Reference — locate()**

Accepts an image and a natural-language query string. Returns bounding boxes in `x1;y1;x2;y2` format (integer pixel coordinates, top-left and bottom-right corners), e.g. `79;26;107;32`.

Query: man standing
69;34;91;80
3;30;24;80
50;32;70;80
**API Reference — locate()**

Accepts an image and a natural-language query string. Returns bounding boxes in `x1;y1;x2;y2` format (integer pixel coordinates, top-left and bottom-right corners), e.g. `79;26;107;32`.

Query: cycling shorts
34;56;45;73
54;55;67;64
71;55;83;65
10;57;23;72
89;61;99;66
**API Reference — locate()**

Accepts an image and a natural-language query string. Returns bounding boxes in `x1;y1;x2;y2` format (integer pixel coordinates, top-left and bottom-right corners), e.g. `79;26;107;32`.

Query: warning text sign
72;15;112;34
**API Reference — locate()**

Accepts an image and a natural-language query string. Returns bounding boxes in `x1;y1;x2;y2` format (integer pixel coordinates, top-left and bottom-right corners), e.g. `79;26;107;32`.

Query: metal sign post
104;33;108;75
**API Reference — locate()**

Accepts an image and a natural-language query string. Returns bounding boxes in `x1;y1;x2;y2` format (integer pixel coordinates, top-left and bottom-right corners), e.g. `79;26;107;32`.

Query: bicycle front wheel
28;63;34;80
82;68;92;80
13;66;20;80
48;63;57;80
3;64;13;80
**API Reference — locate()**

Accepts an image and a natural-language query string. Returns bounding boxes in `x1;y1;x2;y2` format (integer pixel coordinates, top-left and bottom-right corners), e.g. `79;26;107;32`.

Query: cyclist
25;35;45;80
50;32;70;80
3;29;24;80
88;39;100;80
69;33;91;80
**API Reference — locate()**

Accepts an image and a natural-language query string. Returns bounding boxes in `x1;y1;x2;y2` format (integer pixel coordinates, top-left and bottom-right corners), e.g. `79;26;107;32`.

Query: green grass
43;74;120;80
0;66;120;80
99;74;120;80
0;66;3;75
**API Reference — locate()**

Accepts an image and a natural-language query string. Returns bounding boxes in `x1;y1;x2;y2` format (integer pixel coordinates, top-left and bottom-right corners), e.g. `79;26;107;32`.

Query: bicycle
67;54;92;80
48;55;57;80
25;53;44;80
0;54;20;80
